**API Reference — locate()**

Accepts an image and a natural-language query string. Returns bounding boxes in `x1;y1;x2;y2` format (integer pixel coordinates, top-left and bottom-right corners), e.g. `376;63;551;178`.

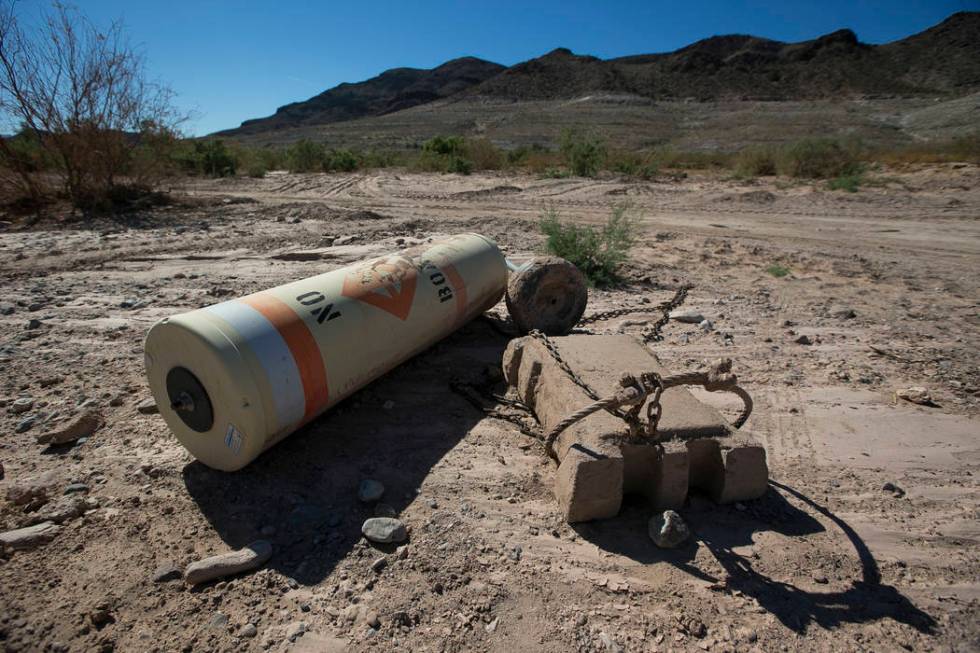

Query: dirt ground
1;165;978;652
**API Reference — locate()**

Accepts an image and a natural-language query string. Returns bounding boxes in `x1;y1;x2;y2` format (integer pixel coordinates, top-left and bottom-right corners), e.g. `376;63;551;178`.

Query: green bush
327;148;359;172
422;135;465;156
734;146;778;177
287;139;326;172
766;263;790;278
446;155;473;175
560;129;605;177
778;138;862;179
463;138;504;170
541;166;571;179
827;172;863;192
540;205;635;286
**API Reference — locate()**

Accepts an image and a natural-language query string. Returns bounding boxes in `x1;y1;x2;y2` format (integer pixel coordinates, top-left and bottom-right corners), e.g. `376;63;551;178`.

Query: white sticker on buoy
224;424;244;455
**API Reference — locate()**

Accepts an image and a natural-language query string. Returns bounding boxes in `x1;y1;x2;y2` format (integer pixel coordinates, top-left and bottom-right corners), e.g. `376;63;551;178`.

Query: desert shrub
734;146;778;177
422;135;465;156
766;263;790;278
198;140;236;177
560;129;605;177
827;171;863;192
446;155;473;175
652;147;731;170
327;148;359;172
540;205;635;286
287;139;326;172
464;138;504;170
778;138;862;179
541;166;571;179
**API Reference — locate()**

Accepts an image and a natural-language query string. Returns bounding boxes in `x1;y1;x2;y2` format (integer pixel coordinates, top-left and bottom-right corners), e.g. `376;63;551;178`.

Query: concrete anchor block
503;333;768;522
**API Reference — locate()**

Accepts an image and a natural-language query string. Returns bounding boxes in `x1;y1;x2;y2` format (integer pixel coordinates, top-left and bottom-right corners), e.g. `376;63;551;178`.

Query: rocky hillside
217;12;979;138
226;57;505;136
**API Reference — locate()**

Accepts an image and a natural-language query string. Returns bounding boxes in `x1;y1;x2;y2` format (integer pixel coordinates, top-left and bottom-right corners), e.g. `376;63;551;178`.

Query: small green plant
422;135;465;156
541;166;571;179
828;171;863;192
778;138;862;179
560;128;605;177
327;148;359;172
540;205;635;286
287;139;326;172
734;146;778;177
766;263;790;278
446;155;473;175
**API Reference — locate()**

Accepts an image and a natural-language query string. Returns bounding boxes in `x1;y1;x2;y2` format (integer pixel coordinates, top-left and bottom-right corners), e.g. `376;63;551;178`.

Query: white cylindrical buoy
144;233;508;471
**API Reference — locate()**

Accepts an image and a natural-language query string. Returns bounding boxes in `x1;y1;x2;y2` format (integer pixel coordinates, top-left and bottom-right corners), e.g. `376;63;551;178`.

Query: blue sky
66;0;978;135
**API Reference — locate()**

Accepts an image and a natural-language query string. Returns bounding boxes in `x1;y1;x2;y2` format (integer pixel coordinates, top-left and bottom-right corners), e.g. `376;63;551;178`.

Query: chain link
451;287;692;453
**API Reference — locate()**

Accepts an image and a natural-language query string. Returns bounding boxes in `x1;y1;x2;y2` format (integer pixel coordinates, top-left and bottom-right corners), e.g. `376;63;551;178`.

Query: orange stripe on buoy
241;294;329;423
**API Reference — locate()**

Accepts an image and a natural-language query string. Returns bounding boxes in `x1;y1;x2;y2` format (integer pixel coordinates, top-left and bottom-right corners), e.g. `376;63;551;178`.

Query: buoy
144;234;508;470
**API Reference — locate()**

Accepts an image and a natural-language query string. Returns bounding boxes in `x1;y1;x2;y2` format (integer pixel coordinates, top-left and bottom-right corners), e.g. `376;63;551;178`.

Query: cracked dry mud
1;165;978;652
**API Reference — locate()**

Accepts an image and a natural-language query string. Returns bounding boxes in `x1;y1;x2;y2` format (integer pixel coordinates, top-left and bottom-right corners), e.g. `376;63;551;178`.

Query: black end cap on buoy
165;366;214;433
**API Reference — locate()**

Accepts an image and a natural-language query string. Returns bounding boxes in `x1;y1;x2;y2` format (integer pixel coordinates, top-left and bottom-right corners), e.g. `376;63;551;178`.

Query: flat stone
648;510;690;548
670;310;705;324
361;518;407;544
136;398;159;415
32;496;87;524
152;562;182;583
35;410;104;445
239;623;258;638
11;397;33;414
183;540;272;586
64;483;89;495
0;521;60;550
357;479;385;503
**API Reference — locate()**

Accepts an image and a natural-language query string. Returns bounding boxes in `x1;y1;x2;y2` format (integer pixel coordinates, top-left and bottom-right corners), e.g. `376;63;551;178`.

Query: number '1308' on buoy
143;233;508;470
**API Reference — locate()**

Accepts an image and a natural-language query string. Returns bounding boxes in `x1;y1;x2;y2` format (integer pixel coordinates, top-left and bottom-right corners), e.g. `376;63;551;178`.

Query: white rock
648;510;690;548
669;310;705;324
0;521;60;550
184;540;272;585
361;517;407;544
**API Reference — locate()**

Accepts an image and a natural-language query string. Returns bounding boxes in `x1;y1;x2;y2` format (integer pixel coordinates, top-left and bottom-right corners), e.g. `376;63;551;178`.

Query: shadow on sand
182;318;509;586
575;479;935;635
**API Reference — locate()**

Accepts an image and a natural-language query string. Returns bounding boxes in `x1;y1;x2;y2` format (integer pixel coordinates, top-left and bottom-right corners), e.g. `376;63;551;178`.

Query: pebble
152;562;183;583
648;510;691;548
183;540;273;585
598;632;624;653
136;398;159;415
209;612;229;629
35;410;104;445
361;517;407;544
882;482;906;498
371;556;388;573
698;319;714;332
794;334;813;345
670;310;705;324
830;304;857;319
285;621;306;642
357;479;385;503
26;319;42;330
11;397;34;413
15;417;35;433
896;386;933;406
812;573;829;584
239;623;258;638
0;521;61;550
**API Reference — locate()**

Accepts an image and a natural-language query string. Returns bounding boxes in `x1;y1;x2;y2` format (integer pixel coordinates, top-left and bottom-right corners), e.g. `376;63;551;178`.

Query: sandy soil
1;165;978;652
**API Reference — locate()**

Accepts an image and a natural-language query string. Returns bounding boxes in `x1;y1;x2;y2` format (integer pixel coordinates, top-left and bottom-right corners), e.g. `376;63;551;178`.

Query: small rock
152;562;182;583
34;496;87;524
648;510;690;548
896;386;934;406
183;540;273;585
794;334;813;345
136;398;159;415
830;304;857;319
11;397;34;413
35;410;104;445
0;521;61;550
364;612;380;629
598;632;624;653
361;517;407;544
382;400;395;410
396;545;409;560
358;479;385;503
15;417;35;433
26;318;43;330
239;623;258;638
812;573;829;584
485;617;499;633
371;556;387;573
670;310;705;324
698;319;714;332
209;612;229;629
285;621;306;642
881;482;906;498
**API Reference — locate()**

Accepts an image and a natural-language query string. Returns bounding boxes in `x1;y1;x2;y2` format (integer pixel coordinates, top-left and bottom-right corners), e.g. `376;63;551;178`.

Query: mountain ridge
217;12;980;138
